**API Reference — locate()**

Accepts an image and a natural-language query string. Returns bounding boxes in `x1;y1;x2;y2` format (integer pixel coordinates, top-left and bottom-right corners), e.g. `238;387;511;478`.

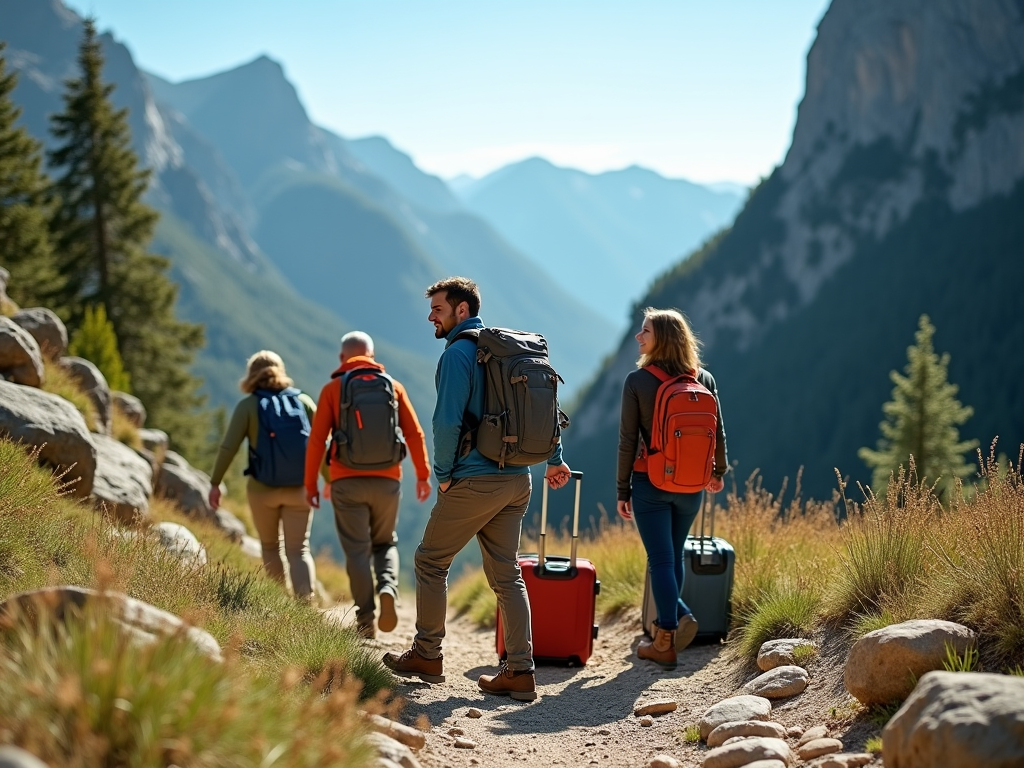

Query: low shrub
736;578;820;659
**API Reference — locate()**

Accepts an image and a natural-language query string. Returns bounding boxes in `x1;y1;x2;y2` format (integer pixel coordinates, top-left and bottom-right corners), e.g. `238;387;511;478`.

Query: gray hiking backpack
332;369;407;470
452;327;570;468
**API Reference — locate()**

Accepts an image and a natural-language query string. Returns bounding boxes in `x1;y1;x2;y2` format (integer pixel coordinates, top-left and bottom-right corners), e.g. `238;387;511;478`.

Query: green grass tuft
736;580;820;659
865;736;883;754
683;723;701;743
942;642;980;672
848;610;896;639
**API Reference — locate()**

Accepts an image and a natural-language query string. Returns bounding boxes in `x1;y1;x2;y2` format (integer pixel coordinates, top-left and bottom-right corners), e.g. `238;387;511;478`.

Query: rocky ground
328;600;883;768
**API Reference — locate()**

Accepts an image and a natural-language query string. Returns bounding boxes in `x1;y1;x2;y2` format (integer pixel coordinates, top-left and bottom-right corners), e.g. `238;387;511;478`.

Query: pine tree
859;314;979;495
47;20;207;457
0;43;63;307
68;303;131;392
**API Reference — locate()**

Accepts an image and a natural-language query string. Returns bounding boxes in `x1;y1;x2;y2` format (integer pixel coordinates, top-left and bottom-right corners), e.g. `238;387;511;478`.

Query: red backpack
633;365;718;493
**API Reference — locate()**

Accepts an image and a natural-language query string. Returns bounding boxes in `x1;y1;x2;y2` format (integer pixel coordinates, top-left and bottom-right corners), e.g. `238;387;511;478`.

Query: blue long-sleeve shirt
432;316;563;482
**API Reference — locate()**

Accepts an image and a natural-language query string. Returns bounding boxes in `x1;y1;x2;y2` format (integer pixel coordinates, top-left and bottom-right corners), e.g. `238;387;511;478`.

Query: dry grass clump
0;439;392;698
40;358;97;431
0;605;373;768
110;406;142;449
449;567;498;628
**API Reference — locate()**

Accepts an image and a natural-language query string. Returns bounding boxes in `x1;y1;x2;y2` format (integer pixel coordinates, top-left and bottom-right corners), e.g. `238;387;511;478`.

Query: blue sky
65;0;831;184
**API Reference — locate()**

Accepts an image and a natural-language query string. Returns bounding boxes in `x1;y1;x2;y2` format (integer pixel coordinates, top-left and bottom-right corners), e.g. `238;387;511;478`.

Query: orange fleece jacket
304;356;430;495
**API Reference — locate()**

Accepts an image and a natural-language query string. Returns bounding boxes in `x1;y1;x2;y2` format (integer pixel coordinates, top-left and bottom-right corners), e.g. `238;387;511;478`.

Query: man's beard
434;324;446;339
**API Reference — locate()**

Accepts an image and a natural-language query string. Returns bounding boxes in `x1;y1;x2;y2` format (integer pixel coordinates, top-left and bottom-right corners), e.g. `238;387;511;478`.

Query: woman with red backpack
617;308;728;667
209;350;318;601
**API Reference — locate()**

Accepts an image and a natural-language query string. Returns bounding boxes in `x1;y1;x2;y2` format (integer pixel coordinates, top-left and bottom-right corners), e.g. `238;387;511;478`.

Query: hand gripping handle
539;470;584;569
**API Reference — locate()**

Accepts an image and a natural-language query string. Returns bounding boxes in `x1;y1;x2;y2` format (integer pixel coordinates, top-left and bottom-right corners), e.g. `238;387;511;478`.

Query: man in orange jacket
305;331;432;638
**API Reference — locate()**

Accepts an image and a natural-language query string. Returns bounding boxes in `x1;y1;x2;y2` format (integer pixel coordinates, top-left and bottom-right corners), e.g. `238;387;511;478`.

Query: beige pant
330;477;401;628
413;473;533;671
247;483;315;599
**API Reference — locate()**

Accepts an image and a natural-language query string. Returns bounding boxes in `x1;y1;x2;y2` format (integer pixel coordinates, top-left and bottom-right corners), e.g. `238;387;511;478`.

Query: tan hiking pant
330;477;401;628
413;473;533;671
247;483;316;599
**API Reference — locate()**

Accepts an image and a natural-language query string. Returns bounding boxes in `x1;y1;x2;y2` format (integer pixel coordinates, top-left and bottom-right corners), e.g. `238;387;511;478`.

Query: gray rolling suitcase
641;493;734;642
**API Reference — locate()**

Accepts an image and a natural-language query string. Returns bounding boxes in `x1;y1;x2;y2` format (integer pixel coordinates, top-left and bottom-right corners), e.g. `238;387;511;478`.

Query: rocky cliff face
568;0;1024;509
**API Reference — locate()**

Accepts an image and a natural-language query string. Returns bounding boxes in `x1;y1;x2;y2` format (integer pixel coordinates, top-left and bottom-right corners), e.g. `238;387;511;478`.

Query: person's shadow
402;631;722;735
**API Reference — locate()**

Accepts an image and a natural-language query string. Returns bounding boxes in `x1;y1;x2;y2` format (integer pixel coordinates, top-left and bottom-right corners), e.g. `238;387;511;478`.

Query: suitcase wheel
592;625;599;640
594;580;601;595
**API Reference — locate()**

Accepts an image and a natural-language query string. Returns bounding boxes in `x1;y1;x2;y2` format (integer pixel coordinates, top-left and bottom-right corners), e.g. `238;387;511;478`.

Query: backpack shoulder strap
645;364;671;383
446;328;482;349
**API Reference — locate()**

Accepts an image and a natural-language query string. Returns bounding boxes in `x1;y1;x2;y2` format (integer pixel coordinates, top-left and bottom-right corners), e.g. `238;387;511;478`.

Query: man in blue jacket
383;276;571;701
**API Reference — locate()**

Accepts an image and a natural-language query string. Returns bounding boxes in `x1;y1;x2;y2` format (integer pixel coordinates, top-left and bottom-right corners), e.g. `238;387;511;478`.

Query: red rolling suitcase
496;471;600;666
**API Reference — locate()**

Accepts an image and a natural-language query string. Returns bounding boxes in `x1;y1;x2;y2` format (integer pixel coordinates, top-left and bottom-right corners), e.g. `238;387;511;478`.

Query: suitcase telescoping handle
538;470;584;570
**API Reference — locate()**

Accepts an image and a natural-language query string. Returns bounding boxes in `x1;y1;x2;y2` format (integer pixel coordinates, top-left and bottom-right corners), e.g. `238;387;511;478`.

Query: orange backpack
633;365;718;493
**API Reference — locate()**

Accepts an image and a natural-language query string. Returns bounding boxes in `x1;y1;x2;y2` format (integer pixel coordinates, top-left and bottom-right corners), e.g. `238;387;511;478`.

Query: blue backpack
246;387;310;487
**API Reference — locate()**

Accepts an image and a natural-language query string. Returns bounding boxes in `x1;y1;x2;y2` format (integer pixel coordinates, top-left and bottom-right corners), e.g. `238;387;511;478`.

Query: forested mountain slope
565;0;1024;515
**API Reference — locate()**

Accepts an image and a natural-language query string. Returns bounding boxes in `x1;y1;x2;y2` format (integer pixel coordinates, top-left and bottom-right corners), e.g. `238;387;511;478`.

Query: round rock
112;390;147;428
883;670;1024;768
744;665;809;699
845;619;977;705
466;708;483;718
154;522;207;566
648;755;679;768
812;754;873;768
59;356;112;435
453;737;476;749
699;695;772;741
757;638;818;671
797;725;829;746
701;736;793;768
0;745;50;768
0;316;44;387
91;433;152;525
797;737;843;760
707;720;787;748
11;307;67;359
640;716;654;727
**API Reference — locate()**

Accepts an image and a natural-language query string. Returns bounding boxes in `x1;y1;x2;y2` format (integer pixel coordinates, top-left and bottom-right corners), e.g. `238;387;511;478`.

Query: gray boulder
845;619;977;705
59;356;112;435
0;585;221;662
883;670;1024;768
0;316;44;387
156;451;242;539
0;379;96;497
0;746;50;768
707;721;787;748
112;390;146;428
11;308;68;359
153;522;208;566
91;433;153;525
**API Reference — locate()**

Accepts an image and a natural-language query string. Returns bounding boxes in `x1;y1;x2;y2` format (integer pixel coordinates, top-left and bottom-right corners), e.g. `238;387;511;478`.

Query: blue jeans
632;473;703;631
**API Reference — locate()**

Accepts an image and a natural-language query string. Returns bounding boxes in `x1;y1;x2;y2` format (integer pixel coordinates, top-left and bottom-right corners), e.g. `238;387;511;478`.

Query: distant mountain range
455;158;744;327
565;0;1024;517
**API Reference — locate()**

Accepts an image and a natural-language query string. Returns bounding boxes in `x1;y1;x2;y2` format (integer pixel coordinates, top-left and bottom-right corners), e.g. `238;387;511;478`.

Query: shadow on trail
400;632;723;734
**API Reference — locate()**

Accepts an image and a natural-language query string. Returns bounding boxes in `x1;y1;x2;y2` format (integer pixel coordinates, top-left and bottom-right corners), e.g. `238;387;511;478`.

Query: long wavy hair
239;350;293;394
636;307;702;377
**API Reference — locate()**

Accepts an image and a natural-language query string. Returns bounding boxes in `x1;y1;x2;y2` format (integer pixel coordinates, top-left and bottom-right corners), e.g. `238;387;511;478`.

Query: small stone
812;754;873;768
743;665;809;699
447;728;464;737
640;716;654;727
647;755;679;768
466;708;483;718
470;760;480;766
585;742;596;747
453;737;476;749
786;726;804;739
707;720;787;748
797;737;843;760
635;699;678;717
598;729;611;736
756;638;818;671
797;725;829;746
701;737;793;768
699;695;772;741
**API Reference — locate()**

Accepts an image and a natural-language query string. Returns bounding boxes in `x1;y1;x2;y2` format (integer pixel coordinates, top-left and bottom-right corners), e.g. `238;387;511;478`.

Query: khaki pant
330;477;401;628
413;473;533;671
247;483;315;599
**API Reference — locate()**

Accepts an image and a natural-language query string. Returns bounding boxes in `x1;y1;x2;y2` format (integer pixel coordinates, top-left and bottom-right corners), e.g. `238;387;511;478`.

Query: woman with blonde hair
617;308;728;667
209;350;318;601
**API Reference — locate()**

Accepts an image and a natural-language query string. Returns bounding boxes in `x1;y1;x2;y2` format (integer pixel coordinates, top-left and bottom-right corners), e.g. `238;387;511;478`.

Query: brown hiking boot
382;647;445;683
378;589;398;633
638;623;677;668
676;613;699;652
478;661;538;701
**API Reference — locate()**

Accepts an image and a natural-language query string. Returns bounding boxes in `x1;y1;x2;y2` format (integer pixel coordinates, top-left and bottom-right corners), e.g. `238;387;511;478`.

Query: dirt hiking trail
328;599;875;768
